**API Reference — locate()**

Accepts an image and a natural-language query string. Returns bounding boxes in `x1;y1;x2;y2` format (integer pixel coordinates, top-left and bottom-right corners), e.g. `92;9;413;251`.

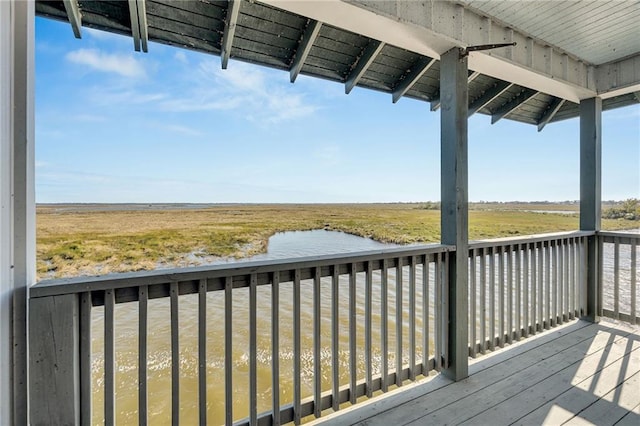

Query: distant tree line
603;198;639;220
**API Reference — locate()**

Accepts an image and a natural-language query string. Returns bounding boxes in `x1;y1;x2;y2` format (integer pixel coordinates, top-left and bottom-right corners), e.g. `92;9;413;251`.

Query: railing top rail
597;230;640;239
468;230;595;250
31;243;455;299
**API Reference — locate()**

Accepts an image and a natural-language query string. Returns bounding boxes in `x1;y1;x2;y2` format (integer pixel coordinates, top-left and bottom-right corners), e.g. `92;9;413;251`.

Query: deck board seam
560;370;640;426
394;326;635;426
509;349;640;425
350;322;596;425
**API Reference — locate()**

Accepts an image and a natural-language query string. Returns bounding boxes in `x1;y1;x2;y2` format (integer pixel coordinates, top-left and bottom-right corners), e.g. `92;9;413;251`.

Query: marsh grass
37;203;636;279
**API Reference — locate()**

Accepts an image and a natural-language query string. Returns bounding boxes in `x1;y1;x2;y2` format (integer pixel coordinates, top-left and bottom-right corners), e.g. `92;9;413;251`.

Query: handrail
31;243;455;300
468;230;595;250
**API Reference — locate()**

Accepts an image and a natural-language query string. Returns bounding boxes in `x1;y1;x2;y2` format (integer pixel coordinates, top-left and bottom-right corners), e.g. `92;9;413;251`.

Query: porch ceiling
35;0;640;131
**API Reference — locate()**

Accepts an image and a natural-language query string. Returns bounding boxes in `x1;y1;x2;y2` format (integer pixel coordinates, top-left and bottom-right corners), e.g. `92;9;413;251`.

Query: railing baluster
507;245;513;344
365;261;373;397
515;244;521;341
582;236;588;316
480;248;487;353
498;246;505;347
489;248;496;351
105;289;115;426
558;240;564;325
349;263;357;404
409;256;416;380
531;243;537;334
423;256;430;372
272;271;280;425
569;239;575;319
80;292;92;426
198;279;207;426
435;253;443;368
396;258;403;387
470;249;477;357
523;244;529;338
545;241;551;329
332;265;340;410
631;240;637;324
614;241;620;320
314;267;322;417
138;286;148;426
564;240;569;322
381;259;389;390
292;270;301;424
225;276;233;426
538;242;544;331
170;282;180;426
549;241;559;327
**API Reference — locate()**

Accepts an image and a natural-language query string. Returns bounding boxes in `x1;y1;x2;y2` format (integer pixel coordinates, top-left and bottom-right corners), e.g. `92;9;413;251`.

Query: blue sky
35;18;639;203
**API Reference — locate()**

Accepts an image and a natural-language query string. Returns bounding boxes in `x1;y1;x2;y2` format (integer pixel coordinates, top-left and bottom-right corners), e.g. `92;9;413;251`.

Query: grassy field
37;203;638;279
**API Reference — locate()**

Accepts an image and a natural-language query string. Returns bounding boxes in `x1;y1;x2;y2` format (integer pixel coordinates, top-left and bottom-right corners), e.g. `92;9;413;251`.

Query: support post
29;295;80;425
440;47;469;381
580;97;602;323
1;1;35;424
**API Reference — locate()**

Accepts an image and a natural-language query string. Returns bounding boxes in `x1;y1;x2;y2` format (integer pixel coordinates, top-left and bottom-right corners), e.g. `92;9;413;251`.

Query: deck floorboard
310;319;640;426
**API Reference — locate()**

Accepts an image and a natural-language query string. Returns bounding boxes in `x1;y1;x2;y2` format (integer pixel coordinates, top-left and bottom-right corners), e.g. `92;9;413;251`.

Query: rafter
62;0;82;39
537;97;565;132
221;0;242;69
491;89;538;124
392;57;436;103
290;20;322;83
345;40;384;94
468;81;512;117
431;71;480;111
128;0;148;52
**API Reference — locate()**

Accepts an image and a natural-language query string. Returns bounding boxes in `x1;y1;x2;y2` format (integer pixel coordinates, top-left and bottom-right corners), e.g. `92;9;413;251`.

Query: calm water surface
90;230;638;425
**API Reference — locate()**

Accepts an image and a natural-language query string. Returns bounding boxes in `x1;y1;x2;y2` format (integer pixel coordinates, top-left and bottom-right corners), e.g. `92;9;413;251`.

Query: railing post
440;47;469;381
580;97;602;323
29;294;80;425
1;1;35;424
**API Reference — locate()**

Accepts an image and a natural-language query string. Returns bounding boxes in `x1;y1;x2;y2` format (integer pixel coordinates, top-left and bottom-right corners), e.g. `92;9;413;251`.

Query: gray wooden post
440;47;469;381
580;97;602;323
1;1;35;424
29;294;80;425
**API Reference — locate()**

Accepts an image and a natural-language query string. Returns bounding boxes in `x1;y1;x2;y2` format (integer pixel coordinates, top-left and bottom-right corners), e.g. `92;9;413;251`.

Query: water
90;230;639;425
91;231;416;425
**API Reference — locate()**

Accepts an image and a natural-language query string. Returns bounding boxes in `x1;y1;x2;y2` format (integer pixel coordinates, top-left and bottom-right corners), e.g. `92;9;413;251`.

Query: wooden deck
311;319;640;426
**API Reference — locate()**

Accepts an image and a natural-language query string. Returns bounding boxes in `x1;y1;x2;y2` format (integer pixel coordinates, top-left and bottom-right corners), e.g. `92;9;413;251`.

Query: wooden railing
28;229;638;425
29;244;453;425
468;232;591;357
598;231;639;324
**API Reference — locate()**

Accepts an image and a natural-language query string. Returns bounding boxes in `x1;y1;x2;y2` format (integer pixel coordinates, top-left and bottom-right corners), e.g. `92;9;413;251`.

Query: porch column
580;97;602;323
440;47;469;381
0;0;35;424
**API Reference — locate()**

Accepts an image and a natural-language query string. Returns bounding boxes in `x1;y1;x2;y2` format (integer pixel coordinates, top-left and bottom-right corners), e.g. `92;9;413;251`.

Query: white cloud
174;51;188;64
159;60;320;124
66;48;146;78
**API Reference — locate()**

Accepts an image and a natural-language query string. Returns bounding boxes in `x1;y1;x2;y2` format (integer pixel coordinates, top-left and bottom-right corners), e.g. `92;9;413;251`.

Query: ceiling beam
345;40;384;94
392;57;436;103
221;0;242;69
128;0;148;52
491;89;539;124
537;98;566;132
62;0;82;39
290;19;322;83
431;71;480;111
468;81;512;117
